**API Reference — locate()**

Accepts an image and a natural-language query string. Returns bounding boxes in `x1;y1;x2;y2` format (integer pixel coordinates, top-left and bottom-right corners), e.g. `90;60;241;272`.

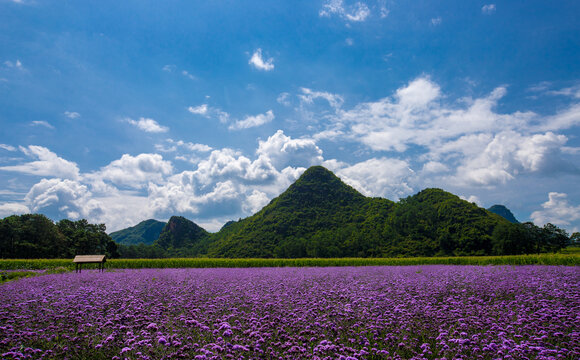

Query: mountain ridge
112;166;561;257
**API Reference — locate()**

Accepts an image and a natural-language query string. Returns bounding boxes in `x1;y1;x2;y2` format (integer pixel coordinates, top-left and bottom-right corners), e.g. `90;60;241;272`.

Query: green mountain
204;166;514;258
487;205;519;223
207;165;385;257
109;219;166;245
154;216;210;255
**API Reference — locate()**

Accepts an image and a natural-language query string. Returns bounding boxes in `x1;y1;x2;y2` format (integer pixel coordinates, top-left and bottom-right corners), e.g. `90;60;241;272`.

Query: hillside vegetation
1;166;575;259
109;219;166;245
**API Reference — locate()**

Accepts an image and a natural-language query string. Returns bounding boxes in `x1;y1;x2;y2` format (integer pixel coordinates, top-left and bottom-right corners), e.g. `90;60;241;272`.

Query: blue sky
1;0;579;233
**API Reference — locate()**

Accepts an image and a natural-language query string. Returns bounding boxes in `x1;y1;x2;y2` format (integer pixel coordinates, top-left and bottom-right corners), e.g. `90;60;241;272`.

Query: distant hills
112;166;567;258
2;166;572;259
487;205;519;223
110;219;166;245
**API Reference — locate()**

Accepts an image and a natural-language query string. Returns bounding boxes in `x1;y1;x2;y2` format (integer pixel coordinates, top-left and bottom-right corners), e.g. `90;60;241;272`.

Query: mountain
109;219;166;245
2;166;571;259
205;166;514;258
154;216;210;255
487;205;519;223
206;166;384;257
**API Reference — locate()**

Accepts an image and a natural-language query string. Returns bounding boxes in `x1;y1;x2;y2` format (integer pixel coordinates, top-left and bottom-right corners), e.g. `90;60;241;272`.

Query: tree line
0;214;119;259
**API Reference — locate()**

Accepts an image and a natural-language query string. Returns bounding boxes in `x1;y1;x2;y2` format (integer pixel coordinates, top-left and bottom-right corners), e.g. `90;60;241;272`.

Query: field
1;265;578;359
1;252;579;271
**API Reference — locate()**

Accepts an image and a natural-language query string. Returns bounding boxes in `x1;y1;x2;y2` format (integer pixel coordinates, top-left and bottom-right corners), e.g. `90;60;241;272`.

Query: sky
1;0;579;234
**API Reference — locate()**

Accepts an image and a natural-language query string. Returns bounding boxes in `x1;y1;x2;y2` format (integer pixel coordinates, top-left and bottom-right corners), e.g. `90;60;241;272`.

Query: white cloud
531;192;580;230
536;104;580;131
482;4;496;15
548;85;580;99
24;178;104;220
86;153;173;189
299;88;344;109
277;92;292;106
249;48;275;71
182;70;196;80
422;161;449;174
126;117;169;133
188;104;230;123
320;0;370;22
317;76;578;189
256;130;324;169
0;144;17;152
188;104;209;116
229;110;274;130
0;202;29;218
162;64;175;72
0;146;79;179
395;77;440;108
431;17;442;26
243;189;270;214
31;120;54;129
451;131;569;186
337;158;415;200
3;59;24;70
170;139;212;153
64;111;81;119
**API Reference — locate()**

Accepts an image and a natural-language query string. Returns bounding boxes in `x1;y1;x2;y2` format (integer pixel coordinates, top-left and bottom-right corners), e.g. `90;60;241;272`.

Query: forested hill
200;166;570;257
109;219;166;245
207;165;380;257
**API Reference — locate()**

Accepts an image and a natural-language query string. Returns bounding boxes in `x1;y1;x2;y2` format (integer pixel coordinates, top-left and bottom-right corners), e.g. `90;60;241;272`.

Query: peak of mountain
273;166;366;209
109;219;166;245
488;205;519;223
155;216;209;250
207;166;386;257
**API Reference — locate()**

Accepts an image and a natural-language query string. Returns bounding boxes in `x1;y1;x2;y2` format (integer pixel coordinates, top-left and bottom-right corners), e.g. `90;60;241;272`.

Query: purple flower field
1;266;578;359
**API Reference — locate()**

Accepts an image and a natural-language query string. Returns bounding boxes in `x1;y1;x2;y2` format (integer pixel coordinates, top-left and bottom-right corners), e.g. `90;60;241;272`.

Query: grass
0;266;70;284
0;252;578;271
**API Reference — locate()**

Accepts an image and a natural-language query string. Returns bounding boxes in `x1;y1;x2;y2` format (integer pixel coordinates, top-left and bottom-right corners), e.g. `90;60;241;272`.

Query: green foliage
0;215;119;259
154;216;210;256
109;219;166;245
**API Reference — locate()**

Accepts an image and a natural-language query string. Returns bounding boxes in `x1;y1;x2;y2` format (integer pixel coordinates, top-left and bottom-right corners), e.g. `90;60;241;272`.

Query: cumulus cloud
24;178;104;220
188;104;209;116
337;158;415;200
256;130;324;170
229;110;274;130
86;153;173;189
431;17;442;26
249;49;274;71
126;117;169;133
0;146;79;179
450;131;569;186
320;0;371;22
531;192;580;230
